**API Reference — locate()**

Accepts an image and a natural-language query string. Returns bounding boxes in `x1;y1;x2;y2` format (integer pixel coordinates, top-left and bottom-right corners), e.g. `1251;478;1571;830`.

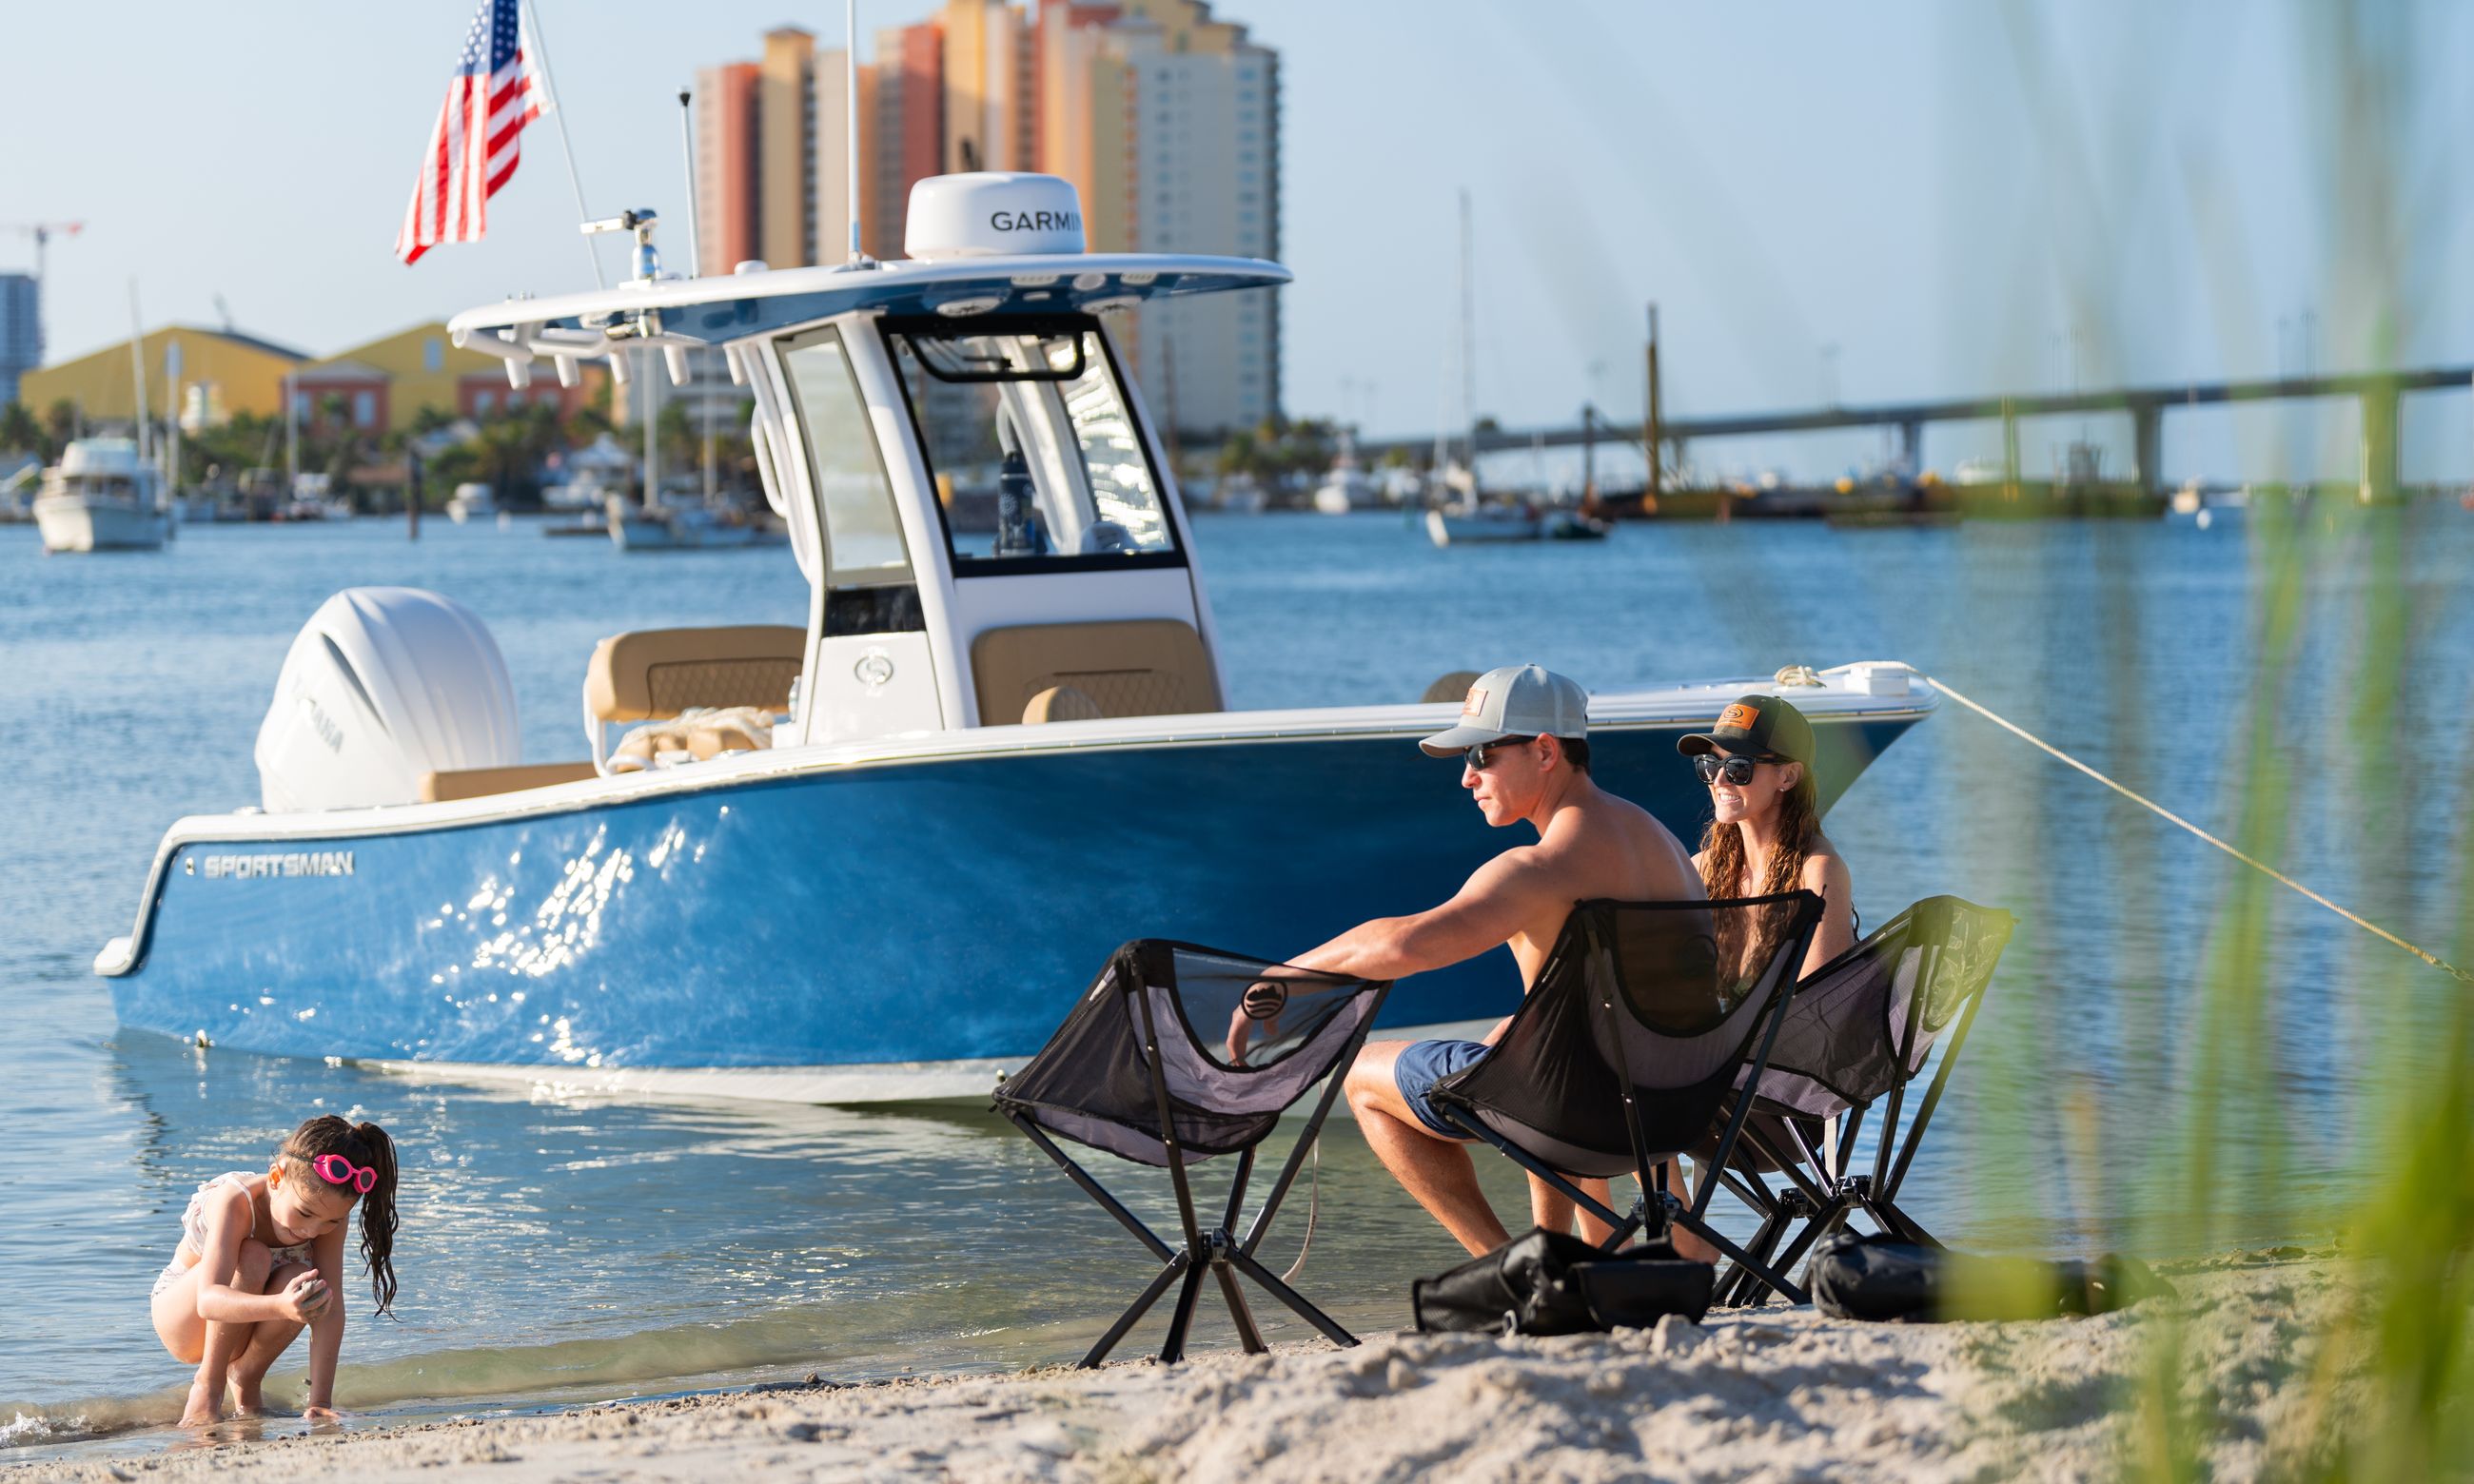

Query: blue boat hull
108;719;1916;1084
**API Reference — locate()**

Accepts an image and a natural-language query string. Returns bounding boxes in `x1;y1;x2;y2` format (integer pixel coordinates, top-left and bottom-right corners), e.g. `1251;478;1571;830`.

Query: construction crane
3;221;84;284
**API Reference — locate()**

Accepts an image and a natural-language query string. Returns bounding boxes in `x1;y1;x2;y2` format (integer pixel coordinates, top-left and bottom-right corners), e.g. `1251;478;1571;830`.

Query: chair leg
1081;1252;1191;1369
1158;1250;1213;1365
1670;1201;1808;1305
1715;1202;1789;1308
1866;1193;1941;1247
1226;1247;1357;1349
1442;1109;1642;1249
1763;1194;1852;1295
1006;1112;1175;1261
1213;1260;1266;1354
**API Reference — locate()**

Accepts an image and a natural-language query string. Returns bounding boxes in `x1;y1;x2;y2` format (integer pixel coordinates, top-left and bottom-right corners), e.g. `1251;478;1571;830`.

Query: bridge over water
1359;364;2474;501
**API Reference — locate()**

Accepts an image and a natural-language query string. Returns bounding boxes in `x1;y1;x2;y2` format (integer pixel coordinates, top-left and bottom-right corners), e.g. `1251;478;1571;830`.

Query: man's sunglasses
1463;736;1537;771
1695;752;1786;786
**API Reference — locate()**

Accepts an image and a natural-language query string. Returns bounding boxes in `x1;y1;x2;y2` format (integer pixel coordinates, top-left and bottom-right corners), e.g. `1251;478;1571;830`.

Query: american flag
393;0;552;264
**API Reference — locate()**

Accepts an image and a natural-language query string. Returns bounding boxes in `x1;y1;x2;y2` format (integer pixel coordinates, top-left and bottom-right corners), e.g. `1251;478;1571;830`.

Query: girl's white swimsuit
150;1171;315;1298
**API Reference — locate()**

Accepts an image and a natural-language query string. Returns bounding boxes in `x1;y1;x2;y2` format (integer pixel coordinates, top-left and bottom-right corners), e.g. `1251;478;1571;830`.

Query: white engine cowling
255;588;520;812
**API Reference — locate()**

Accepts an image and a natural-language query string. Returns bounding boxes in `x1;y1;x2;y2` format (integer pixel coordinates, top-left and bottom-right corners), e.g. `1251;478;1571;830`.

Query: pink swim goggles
310;1152;378;1195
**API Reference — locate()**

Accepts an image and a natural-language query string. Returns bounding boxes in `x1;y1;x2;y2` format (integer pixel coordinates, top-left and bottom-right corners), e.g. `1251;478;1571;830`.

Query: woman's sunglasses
310;1152;378;1195
1695;752;1785;787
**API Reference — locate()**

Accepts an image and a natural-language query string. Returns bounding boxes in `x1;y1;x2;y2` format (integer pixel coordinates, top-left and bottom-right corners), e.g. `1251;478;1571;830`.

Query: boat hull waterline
104;712;1920;1101
35;496;172;552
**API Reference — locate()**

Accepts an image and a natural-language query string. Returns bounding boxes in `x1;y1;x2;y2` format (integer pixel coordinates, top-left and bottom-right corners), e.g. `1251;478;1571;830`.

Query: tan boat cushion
586;625;806;723
1022;685;1104;724
971;619;1221;725
418;761;599;803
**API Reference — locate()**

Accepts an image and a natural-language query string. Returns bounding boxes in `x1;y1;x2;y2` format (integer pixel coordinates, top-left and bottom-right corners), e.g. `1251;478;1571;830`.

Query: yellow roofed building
20;325;304;429
21;322;609;439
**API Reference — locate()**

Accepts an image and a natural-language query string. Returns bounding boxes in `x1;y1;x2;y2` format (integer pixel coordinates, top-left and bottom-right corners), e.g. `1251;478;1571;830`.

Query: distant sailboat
1424;190;1539;546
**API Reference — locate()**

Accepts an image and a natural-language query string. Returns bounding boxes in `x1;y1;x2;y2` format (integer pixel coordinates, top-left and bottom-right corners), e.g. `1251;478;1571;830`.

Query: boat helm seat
971;619;1222;726
584;625;806;771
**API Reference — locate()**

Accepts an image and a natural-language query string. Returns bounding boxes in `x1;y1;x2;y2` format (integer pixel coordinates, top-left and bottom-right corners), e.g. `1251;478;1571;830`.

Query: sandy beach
11;1249;2342;1484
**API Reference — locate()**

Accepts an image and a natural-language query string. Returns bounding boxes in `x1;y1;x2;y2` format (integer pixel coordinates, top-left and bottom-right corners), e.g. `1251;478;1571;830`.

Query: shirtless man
1290;664;1702;1258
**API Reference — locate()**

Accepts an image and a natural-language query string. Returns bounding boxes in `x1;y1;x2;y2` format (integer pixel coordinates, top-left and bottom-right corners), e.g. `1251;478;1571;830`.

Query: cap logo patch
1718;703;1761;732
1462;687;1488;718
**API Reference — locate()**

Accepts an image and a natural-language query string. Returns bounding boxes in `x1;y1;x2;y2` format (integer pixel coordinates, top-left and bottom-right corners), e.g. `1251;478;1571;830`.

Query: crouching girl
148;1115;398;1426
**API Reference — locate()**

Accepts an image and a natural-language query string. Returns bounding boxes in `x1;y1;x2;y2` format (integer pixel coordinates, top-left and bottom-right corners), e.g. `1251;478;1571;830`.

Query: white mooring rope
1280;1136;1319;1283
1923;674;2473;986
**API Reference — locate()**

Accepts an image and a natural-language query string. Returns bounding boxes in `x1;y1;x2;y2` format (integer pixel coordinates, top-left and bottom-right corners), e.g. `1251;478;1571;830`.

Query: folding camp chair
1705;895;2015;1307
993;939;1390;1367
1426;891;1823;1304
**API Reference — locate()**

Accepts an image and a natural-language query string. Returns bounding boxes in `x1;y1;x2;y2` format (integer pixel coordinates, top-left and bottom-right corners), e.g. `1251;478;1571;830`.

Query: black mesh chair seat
1427;891;1824;1304
1704;896;2015;1306
994;940;1389;1367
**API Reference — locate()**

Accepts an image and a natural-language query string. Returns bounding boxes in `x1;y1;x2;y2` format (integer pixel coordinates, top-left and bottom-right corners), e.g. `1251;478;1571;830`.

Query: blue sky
9;0;2468;478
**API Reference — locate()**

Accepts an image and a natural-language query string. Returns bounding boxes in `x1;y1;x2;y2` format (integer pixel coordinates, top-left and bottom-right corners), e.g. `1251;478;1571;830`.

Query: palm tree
0;401;46;459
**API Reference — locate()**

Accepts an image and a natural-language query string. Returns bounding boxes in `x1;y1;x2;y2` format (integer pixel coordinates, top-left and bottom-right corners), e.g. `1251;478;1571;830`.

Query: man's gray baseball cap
1419;664;1592;757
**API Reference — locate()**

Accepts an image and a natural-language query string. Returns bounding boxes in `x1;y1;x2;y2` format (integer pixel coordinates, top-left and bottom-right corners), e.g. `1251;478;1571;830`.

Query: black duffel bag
1810;1231;2173;1322
1412;1227;1716;1337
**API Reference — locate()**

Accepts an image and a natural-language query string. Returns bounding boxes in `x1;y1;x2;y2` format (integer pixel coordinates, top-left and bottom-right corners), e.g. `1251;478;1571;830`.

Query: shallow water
4;506;2468;1455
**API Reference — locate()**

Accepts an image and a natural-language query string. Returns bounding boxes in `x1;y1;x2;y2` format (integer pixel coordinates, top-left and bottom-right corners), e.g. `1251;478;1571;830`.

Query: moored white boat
1425;503;1542;545
1311;429;1380;514
446;482;500;524
33;438;172;553
607;495;787;551
96;173;1934;1103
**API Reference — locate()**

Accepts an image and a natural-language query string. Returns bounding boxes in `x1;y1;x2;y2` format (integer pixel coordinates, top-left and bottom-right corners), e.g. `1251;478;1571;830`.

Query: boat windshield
886;319;1181;576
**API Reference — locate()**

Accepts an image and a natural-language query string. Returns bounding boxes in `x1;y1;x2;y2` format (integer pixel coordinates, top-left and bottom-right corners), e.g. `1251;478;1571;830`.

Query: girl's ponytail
353;1122;400;1317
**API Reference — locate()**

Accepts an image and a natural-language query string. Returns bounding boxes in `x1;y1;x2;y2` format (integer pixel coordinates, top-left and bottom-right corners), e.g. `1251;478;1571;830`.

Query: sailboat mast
127;282;150;470
1458;188;1475;474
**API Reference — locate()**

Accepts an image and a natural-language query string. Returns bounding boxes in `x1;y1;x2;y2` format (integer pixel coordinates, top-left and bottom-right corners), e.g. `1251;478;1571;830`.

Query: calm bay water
3;506;2468;1455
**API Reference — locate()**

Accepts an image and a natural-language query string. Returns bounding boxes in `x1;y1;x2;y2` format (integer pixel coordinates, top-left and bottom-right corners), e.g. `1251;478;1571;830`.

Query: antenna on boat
840;0;875;269
677;88;703;277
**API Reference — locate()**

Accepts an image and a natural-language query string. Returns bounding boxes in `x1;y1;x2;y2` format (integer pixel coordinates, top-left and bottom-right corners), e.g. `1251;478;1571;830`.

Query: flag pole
520;0;607;288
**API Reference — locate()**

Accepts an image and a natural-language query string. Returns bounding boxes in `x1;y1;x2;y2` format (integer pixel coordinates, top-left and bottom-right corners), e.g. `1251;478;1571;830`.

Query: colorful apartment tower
691;0;1279;437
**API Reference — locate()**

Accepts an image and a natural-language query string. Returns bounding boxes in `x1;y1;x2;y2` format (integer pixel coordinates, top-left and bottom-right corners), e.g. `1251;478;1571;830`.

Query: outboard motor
254;588;520;812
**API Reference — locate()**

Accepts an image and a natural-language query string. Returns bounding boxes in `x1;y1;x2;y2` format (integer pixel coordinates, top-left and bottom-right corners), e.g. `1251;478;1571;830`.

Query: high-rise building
870;23;945;261
694;29;867;276
0;274;39;408
693;62;761;275
1074;0;1281;437
692;0;1280;434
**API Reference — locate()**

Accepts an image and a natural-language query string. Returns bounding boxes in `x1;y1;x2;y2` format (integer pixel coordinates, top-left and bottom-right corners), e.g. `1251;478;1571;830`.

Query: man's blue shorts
1392;1038;1489;1139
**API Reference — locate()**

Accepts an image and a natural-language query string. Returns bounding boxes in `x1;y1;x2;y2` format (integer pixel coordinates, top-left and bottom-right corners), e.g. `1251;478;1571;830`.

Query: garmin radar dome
904;172;1087;261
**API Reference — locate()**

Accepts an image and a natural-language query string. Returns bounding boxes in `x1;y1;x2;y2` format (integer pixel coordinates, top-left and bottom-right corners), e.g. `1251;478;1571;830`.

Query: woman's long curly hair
280;1115;400;1317
1697;757;1821;979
